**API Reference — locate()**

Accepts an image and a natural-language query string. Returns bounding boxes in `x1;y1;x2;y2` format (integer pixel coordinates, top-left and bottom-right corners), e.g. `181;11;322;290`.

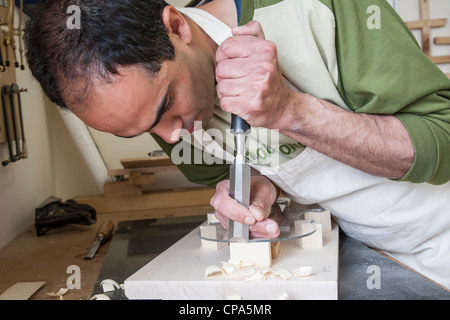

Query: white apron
178;7;450;290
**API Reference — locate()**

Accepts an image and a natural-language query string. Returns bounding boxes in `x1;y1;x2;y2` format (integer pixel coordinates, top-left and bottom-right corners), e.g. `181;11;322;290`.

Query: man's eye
163;97;174;114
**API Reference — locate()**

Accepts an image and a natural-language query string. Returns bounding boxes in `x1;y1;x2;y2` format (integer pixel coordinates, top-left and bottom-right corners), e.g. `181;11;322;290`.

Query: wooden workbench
0;206;212;300
1;205;448;300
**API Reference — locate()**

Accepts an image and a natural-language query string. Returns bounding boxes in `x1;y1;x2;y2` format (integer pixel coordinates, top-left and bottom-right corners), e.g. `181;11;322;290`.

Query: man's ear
161;6;192;44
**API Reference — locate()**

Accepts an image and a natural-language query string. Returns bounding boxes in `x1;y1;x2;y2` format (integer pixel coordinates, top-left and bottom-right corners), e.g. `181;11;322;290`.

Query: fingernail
265;223;277;234
245;216;255;224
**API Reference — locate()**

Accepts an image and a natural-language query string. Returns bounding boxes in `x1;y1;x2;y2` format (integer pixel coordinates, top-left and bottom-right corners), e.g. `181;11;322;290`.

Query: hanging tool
2;0;12;67
12;83;27;158
1;85;14;166
228;115;251;242
15;0;24;70
8;84;21;161
0;39;5;72
84;220;115;259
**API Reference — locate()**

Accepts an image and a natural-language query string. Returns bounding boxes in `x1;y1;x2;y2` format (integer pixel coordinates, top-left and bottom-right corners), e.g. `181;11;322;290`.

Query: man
25;0;450;288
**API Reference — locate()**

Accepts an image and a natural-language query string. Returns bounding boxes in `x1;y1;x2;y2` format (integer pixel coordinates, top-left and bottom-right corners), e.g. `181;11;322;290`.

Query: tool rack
0;1;27;166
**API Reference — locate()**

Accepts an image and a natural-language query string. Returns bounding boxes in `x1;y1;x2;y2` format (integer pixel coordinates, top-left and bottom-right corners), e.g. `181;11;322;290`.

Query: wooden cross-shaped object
405;0;447;56
405;0;450;78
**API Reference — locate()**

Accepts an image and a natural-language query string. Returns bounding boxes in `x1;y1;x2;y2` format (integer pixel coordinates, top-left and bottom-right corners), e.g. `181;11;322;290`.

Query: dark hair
24;0;175;110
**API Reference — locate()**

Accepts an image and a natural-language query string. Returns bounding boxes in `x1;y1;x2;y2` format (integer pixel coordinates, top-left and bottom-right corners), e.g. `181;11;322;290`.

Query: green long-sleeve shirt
156;0;450;186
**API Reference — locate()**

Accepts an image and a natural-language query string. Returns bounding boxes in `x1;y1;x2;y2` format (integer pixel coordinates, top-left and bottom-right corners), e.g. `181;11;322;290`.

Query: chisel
84;220;115;259
229;115;251;242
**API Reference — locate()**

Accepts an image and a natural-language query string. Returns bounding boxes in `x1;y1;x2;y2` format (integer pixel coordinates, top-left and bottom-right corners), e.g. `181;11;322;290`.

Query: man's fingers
210;180;256;225
232;21;266;39
249;219;280;238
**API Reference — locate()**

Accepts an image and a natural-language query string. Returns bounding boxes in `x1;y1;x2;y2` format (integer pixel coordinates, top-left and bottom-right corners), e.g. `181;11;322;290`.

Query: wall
0;15;98;249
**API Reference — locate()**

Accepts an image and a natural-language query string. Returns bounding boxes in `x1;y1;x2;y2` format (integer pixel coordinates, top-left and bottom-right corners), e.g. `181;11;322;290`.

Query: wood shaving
235;267;257;280
90;294;111;300
269;268;293;280
100;279;121;292
242;270;265;282
291;266;313;278
205;260;312;282
205;265;225;277
45;287;68;298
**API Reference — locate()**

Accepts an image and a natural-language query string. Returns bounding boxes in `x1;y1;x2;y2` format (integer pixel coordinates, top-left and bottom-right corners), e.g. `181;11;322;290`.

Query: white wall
0;14;98;249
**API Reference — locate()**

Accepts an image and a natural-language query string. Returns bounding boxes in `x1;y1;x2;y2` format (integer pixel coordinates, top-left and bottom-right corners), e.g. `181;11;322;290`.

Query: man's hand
216;21;414;180
210;175;280;239
215;21;291;129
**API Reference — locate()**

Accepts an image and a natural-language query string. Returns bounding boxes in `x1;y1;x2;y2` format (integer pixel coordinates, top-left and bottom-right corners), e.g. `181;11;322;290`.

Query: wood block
430;55;450;64
230;242;272;267
304;209;332;232
103;181;142;198
434;36;450;45
207;212;219;224
121;156;173;168
73;187;215;214
128;172;156;185
271;241;281;259
0;282;46;300
405;18;447;30
200;224;228;249
124;222;340;300
296;220;323;249
108;165;178;177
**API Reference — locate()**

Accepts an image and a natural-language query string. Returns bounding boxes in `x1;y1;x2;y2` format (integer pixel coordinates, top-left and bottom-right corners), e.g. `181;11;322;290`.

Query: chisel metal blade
84;237;102;259
229;137;251;242
84;220;115;259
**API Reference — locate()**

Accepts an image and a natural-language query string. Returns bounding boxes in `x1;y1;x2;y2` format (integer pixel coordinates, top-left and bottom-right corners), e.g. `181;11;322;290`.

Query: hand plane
35;196;97;236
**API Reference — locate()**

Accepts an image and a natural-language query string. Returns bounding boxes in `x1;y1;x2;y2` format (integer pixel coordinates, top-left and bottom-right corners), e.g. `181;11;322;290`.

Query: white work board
124;221;339;300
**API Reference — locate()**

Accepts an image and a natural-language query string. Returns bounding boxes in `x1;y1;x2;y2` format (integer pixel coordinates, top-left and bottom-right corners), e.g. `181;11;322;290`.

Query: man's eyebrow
149;87;169;130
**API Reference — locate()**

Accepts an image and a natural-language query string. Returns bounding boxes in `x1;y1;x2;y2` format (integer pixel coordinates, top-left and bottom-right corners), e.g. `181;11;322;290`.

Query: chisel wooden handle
96;220;115;244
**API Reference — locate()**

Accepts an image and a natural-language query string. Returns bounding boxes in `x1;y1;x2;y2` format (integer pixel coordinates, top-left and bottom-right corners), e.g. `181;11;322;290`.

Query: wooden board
73;187;216;214
124;221;339;300
120;156;173;168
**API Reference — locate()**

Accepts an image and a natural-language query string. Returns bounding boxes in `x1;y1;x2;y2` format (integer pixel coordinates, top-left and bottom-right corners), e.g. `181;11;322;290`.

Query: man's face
70;45;216;144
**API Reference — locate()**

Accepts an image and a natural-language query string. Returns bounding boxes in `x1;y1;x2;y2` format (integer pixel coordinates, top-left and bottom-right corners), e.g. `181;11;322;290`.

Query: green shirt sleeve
330;0;450;185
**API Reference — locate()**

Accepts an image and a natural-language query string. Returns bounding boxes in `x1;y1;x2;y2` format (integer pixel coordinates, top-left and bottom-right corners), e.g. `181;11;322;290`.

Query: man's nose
152;120;185;144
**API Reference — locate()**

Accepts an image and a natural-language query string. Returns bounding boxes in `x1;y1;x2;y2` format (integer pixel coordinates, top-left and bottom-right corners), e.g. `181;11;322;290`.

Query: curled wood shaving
291;266;313;278
242;270;265;282
204;265;225;277
205;260;312;282
46;287;68;298
90;294;111;300
269;268;293;280
100;279;121;292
